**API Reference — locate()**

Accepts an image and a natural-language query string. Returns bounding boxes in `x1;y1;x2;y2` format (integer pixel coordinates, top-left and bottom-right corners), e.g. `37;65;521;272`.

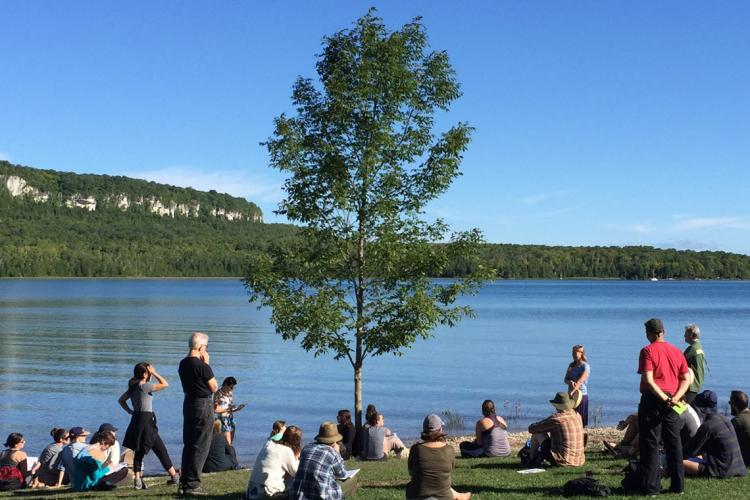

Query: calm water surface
1;279;749;469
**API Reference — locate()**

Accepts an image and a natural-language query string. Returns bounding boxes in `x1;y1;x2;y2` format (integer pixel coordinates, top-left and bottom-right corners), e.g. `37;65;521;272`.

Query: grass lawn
3;452;749;498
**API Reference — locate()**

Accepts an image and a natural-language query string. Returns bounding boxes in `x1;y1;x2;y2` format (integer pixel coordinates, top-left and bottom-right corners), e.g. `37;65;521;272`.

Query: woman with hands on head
118;362;179;490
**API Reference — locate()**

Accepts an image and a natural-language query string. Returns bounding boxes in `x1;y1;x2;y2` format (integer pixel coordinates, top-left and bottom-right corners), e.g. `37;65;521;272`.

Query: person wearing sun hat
289;421;358;499
682;390;747;479
527;391;585;467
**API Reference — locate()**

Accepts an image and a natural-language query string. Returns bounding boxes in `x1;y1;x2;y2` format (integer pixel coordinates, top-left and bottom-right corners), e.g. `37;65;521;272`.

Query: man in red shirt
638;318;690;495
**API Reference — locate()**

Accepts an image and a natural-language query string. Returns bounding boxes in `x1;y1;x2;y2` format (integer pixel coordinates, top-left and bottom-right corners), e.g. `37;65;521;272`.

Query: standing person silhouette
178;332;218;497
638;318;690;495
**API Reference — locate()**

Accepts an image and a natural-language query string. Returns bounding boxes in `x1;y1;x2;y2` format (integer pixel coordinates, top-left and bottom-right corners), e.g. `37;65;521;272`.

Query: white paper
341;468;360;480
517;468;546;474
109;462;128;473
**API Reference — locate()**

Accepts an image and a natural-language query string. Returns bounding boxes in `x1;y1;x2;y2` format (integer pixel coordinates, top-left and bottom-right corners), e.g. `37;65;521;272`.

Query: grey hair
684;324;700;339
189;331;209;349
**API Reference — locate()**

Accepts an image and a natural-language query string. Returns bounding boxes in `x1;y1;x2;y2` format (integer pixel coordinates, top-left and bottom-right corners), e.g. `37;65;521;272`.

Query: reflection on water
1;279;749;470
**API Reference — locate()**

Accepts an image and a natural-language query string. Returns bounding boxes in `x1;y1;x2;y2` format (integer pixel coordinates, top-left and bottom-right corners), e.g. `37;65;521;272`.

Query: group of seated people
245;412;473;500
5;389;750;498
0;424;129;492
603;389;750;479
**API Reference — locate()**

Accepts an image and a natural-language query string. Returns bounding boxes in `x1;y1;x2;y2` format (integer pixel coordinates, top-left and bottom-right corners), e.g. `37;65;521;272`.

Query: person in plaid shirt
290;421;358;499
527;391;585;466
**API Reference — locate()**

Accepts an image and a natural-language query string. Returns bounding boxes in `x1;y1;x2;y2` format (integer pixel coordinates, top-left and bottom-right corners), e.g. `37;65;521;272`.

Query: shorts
219;414;235;433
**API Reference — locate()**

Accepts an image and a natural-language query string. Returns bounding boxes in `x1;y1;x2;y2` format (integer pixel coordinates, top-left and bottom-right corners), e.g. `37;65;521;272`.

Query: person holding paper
290;421;357;499
637;318;690;495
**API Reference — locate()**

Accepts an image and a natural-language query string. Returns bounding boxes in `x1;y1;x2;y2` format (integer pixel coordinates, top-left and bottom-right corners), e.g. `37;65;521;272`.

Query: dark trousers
180;397;214;491
638;392;685;494
134;433;173;473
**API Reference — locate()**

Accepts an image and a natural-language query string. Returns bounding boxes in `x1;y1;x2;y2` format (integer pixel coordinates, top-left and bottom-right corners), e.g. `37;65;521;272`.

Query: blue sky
2;1;749;254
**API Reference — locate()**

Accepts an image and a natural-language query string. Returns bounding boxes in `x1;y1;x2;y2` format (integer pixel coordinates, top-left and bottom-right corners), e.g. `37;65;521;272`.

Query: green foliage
0;185;296;278
468;244;750;280
244;9;490;423
0;160;262;219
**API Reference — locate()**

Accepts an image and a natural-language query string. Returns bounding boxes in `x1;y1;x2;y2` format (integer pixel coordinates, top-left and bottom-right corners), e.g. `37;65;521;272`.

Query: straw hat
315;421;343;444
550;391;583;411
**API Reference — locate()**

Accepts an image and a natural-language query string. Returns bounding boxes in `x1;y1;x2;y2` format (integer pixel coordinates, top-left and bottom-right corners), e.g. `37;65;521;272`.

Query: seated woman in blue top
71;431;128;492
459;400;511;458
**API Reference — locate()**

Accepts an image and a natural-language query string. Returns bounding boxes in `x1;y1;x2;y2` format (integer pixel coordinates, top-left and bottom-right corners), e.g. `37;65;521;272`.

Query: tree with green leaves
244;9;490;431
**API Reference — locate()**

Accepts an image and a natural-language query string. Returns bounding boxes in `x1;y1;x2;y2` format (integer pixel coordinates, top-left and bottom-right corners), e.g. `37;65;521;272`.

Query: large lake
1;279;749;469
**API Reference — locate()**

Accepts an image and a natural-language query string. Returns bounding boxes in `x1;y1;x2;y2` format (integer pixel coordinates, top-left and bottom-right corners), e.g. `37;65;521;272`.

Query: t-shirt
731;409;750;466
565;362;590;395
101;440;120;469
57;441;87;473
405;443;454;500
179;356;215;398
36;442;64;485
361;426;386;460
247;440;299;499
638;341;688;395
130;382;156;412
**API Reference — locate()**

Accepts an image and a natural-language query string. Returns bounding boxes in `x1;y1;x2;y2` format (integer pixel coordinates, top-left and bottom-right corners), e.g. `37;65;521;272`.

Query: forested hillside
1;163;749;279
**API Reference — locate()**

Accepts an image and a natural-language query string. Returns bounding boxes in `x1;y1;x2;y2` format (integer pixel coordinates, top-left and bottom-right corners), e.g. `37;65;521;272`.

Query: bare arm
148;366;169;392
208;377;219;393
642;371;671;404
672;370;690;403
118;391;133;415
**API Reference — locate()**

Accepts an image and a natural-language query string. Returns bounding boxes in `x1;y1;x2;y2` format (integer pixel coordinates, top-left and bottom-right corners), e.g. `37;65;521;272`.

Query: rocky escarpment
1;174;262;222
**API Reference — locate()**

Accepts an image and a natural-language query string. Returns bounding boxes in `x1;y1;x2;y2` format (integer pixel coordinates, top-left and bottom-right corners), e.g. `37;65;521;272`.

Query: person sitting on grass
203;419;239;473
603;413;639;458
270;420;286;442
406;414;471;500
28;428;69;488
290;421;358;499
459;399;510;458
247;425;302;499
729;390;750;467
337;410;356;460
682;390;747;479
0;433;31;487
57;426;90;485
527;391;585;467
71;431;128;492
361;411;405;460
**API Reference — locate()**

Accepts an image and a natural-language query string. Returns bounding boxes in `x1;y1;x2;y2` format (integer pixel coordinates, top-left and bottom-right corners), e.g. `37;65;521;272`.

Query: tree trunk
354;362;362;431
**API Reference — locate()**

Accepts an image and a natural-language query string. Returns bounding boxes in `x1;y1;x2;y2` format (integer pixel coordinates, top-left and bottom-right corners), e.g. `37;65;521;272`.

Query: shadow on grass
469;462;530;470
360;482;564;497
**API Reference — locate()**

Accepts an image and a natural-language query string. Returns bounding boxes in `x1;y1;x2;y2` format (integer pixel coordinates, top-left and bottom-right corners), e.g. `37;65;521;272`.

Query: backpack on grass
620;460;643;494
562;477;610;497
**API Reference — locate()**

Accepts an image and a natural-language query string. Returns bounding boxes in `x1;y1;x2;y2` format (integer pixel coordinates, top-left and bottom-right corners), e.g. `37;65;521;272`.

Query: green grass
3;453;749;499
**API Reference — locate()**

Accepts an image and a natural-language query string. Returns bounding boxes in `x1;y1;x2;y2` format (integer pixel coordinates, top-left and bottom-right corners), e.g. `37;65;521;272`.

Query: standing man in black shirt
178;332;218;496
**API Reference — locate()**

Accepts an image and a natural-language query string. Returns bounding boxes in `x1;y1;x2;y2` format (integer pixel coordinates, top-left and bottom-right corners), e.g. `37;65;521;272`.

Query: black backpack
562;477;610;497
621;460;643;493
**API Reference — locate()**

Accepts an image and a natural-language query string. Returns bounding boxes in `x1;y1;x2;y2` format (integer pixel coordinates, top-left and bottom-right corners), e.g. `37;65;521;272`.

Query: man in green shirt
730;390;750;467
683;324;707;404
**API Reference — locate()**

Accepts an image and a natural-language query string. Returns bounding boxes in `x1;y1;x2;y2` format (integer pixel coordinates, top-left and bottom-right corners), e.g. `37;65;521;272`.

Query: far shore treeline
2;161;749;279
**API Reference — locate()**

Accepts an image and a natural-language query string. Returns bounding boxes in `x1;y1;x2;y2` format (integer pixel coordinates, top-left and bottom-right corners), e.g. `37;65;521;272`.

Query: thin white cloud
0;151;11;162
628;223;654;234
670;216;750;231
124;166;285;204
518;190;569;205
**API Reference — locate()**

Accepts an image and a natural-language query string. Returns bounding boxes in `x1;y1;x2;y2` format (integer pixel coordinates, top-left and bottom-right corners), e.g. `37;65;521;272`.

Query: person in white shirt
247;426;302;499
